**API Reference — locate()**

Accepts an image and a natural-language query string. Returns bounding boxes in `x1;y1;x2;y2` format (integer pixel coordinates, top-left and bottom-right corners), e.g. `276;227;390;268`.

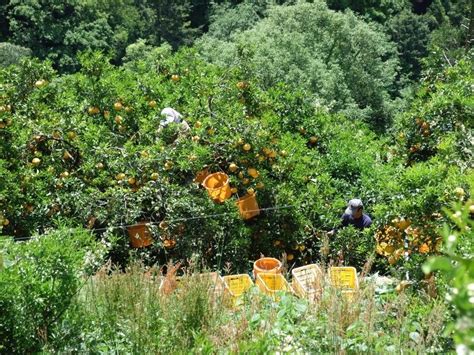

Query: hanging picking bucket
127;221;153;248
203;172;232;203
253;257;282;279
236;192;260;220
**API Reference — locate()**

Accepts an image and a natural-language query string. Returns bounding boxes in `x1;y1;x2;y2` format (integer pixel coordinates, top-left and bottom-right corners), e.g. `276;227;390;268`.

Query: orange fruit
229;163;238;172
31;158;41;166
148;100;157;108
287;253;294;261
248;168;259;178
418;243;430;254
243;143;251;151
63;151;73;160
116;173;126;181
171;74;180;82
88;106;100;115
113;102;123;111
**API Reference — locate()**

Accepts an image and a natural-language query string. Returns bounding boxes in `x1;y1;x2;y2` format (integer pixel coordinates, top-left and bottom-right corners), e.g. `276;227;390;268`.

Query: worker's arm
328;214;349;236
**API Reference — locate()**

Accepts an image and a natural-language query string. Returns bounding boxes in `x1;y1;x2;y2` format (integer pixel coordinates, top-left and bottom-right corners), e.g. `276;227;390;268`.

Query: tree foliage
199;1;399;130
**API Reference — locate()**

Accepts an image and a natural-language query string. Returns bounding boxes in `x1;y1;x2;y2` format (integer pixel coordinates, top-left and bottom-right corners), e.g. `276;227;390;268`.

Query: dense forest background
0;0;471;74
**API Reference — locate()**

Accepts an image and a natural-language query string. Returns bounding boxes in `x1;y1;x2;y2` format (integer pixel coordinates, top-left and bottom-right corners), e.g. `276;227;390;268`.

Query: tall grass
53;262;451;353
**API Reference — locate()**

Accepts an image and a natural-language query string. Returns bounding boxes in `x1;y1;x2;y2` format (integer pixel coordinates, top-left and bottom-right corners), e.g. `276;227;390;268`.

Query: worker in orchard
341;198;372;229
328;198;372;236
159;107;190;132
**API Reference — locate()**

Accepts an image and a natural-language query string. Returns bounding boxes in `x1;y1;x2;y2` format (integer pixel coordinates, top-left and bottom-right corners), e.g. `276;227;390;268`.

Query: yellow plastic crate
329;267;358;290
292;264;322;301
256;273;291;298
223;274;254;305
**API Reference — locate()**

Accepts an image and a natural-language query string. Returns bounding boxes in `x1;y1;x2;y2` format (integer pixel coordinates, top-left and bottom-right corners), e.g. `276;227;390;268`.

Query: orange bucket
236;193;260;220
253;257;282;279
202;172;232;203
127;221;153;248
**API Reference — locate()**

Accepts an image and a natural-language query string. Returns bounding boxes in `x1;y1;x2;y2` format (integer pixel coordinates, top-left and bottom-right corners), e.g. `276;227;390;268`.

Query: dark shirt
341;213;372;230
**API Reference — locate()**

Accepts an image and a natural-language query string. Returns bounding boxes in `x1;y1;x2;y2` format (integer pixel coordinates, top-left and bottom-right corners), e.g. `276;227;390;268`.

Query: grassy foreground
48;262;450;353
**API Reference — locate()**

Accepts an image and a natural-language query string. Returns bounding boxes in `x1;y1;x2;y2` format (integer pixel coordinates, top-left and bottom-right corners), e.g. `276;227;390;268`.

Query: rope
0;204;297;243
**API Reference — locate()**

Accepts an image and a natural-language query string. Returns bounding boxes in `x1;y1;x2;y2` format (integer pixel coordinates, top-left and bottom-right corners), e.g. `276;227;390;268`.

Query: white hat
345;199;363;216
160;107;182;126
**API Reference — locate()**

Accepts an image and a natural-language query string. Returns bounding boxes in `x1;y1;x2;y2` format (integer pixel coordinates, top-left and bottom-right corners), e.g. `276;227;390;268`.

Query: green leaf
422;256;453;274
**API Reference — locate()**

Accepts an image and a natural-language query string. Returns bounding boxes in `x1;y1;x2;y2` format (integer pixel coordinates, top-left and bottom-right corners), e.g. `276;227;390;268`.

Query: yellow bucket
256;273;291;298
203;172;232;203
329;267;358;290
236;193;260;220
127;221;153;248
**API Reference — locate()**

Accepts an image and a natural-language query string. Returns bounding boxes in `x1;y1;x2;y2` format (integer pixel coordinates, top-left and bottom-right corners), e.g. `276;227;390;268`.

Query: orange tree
0;48;470;275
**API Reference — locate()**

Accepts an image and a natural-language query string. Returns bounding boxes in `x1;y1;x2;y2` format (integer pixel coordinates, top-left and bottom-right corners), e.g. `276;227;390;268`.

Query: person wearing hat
328;198;372;236
158;107;190;132
341;198;372;229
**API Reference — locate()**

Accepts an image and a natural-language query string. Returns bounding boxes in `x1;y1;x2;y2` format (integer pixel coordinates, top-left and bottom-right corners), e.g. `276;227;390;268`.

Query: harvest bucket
127;221;153;248
253;257;282;279
202;172;232;203
256;273;291;299
236;193;260;220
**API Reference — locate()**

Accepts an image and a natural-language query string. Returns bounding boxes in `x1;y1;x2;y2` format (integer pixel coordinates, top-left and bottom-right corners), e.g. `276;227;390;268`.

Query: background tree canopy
198;1;400;130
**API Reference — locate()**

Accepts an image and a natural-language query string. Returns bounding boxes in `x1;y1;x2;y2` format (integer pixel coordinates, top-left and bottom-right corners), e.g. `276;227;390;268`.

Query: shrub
0;227;104;353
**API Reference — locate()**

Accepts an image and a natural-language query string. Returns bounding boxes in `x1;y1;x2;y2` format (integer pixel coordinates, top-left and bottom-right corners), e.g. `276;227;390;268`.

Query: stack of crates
256;273;292;299
292;264;322;303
